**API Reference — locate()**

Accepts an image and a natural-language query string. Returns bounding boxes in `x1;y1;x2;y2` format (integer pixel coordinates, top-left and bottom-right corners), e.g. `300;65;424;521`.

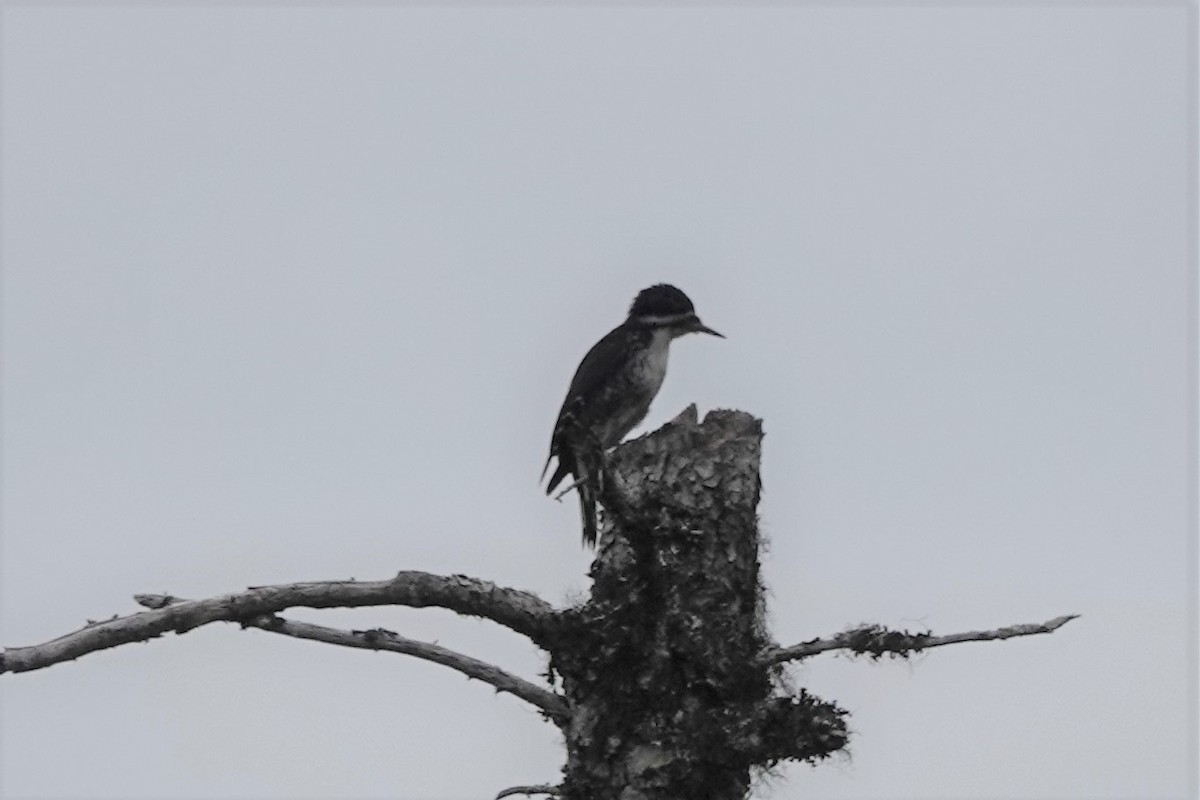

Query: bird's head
627;284;724;339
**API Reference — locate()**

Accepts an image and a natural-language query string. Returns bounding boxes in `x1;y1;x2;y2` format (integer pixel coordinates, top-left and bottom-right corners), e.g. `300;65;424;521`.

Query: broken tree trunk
548;407;847;800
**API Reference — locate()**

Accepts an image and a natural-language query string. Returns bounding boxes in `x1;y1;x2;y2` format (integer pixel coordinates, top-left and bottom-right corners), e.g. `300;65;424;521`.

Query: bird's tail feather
578;478;598;548
572;447;601;548
544;440;599;547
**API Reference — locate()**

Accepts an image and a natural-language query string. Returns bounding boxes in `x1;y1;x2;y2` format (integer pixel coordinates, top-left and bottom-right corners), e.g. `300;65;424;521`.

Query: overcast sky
1;4;1194;799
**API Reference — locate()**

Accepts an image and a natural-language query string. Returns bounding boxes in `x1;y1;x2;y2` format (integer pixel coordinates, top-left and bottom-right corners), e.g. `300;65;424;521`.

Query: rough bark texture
548;407;847;800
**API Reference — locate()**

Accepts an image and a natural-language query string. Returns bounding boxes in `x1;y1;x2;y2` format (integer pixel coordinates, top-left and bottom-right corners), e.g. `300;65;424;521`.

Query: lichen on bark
548;407;847;800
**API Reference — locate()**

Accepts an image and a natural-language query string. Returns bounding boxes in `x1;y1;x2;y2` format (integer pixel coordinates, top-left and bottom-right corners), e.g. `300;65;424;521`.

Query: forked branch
764;613;1079;665
132;594;568;724
0;572;557;674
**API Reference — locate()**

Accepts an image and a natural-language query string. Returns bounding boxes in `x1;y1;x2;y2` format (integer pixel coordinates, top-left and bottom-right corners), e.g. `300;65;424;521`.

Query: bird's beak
694;320;725;338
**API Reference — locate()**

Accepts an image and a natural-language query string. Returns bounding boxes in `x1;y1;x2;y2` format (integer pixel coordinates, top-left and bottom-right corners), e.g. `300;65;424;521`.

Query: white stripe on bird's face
632;311;695;327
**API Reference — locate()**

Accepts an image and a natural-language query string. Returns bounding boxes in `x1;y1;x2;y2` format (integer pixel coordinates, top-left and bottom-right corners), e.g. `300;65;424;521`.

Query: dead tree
0;407;1077;800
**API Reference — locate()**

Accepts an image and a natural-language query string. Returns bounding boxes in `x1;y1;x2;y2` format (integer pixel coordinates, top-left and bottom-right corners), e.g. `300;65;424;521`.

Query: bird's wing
563;324;635;408
543;324;633;491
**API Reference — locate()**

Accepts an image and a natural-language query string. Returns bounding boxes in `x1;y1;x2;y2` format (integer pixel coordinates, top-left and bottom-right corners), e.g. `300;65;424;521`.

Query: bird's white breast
595;327;673;448
631;327;672;396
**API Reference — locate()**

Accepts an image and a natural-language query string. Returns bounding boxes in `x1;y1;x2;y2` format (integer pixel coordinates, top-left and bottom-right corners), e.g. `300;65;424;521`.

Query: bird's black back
544;323;639;490
544;322;658;546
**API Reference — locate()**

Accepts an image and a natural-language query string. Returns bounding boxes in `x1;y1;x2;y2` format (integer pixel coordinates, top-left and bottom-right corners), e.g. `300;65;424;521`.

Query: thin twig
1;572;557;674
763;614;1080;665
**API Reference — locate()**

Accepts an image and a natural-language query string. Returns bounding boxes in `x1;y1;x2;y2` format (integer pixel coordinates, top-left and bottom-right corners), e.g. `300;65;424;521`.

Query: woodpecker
543;284;724;547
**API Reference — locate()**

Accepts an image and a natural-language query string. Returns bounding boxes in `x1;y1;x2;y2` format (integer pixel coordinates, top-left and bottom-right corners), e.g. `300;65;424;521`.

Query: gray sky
0;4;1194;799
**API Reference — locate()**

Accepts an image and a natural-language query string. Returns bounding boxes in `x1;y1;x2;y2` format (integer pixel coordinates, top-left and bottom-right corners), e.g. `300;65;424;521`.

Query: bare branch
1;572;557;675
131;593;568;724
496;785;561;799
763;614;1080;665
